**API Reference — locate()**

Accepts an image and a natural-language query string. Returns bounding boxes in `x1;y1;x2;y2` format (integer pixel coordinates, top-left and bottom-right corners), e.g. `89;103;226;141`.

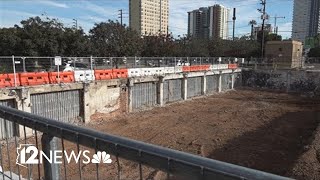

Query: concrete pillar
202;75;207;95
83;83;91;123
158;77;164;106
231;71;235;90
128;78;134;112
182;74;188;100
16;88;33;137
218;73;222;93
286;71;291;93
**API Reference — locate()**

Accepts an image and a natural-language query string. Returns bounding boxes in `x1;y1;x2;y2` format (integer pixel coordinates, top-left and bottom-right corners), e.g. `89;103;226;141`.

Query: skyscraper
129;0;169;36
188;4;230;39
292;0;320;43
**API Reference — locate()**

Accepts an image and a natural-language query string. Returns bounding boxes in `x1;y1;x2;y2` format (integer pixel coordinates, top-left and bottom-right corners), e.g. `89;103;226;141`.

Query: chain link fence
0;56;241;73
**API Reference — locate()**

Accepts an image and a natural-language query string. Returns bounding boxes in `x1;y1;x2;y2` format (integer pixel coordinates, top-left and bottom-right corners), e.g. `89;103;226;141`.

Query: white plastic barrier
84;70;95;81
128;68;142;77
164;67;175;74
75;70;95;82
174;66;183;73
140;67;165;76
210;65;219;71
217;64;229;70
210;64;229;71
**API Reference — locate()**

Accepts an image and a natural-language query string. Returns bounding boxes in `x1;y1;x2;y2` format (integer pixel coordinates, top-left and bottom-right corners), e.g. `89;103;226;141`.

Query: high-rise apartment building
188;4;230;39
292;0;320;43
129;0;169;36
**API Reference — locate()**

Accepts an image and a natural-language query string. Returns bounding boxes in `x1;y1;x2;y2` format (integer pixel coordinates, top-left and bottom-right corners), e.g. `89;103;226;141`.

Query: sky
0;0;293;39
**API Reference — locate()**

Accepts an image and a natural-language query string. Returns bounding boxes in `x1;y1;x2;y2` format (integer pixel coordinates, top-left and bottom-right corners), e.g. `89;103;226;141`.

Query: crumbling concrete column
231;71;235;90
202;74;207;95
158;76;164;106
218;72;222;93
182;74;188;100
16;88;33;137
128;78;135;112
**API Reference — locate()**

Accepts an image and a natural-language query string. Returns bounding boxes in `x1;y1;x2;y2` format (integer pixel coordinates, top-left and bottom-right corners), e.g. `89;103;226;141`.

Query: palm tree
249;20;257;40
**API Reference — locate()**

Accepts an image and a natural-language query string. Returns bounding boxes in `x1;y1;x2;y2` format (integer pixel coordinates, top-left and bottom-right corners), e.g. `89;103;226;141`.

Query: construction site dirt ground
3;89;320;180
90;89;320;180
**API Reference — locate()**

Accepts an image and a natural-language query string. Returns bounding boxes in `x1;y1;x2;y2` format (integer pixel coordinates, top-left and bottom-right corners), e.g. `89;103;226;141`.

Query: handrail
0;105;292;180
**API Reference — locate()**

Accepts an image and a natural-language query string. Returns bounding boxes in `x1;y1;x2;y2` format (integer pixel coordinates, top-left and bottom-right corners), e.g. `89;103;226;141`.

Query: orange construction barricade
228;64;238;69
20;72;50;86
182;66;191;72
49;72;75;84
94;70;113;80
0;73;20;88
112;69;128;79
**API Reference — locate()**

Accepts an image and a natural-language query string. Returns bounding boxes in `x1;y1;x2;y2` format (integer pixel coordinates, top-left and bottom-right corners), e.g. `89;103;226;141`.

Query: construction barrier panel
0;74;20;88
140;68;165;76
75;70;95;82
182;66;191;72
211;65;219;71
164;67;175;74
20;72;50;86
94;70;113;80
49;72;75;84
112;69;128;79
128;68;142;77
174;66;183;73
217;64;229;70
228;64;238;69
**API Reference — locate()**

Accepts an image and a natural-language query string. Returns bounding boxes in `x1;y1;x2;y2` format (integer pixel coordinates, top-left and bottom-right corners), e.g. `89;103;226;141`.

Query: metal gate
206;75;219;93
221;74;232;91
0;99;16;139
31;90;82;123
132;82;157;110
187;77;202;98
164;79;183;104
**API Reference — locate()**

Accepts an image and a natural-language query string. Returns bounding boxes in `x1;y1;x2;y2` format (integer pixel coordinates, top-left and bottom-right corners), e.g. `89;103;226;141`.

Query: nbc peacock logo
91;151;112;164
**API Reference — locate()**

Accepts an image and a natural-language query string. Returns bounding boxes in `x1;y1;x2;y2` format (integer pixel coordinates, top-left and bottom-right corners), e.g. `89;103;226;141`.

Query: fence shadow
208;111;320;177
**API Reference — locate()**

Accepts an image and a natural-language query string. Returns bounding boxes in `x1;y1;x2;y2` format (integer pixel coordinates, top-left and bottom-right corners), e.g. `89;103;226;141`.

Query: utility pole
232;8;236;41
273;15;285;35
118;9;123;26
259;0;267;58
73;19;78;29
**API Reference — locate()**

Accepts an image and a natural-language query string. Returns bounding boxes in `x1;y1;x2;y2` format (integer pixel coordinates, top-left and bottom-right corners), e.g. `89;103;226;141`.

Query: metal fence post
42;133;60;180
22;57;26;72
12;55;17;87
90;56;93;70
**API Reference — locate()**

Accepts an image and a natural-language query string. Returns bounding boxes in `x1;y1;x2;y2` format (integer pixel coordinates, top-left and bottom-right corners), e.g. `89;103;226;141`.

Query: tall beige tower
129;0;169;36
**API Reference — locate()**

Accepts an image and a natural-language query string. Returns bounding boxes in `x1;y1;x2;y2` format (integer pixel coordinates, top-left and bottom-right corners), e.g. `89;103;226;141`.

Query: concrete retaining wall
132;82;158;110
206;75;219;93
242;69;320;94
163;79;183;104
0;69;240;127
187;77;202;98
31;90;82;123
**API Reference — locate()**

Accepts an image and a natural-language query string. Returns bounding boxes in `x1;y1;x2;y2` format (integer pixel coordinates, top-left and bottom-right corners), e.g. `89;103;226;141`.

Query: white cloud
76;0;118;19
0;10;38;27
38;0;69;8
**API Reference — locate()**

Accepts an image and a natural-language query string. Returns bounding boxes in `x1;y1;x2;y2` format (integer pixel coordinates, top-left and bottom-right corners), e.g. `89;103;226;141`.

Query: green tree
89;20;142;57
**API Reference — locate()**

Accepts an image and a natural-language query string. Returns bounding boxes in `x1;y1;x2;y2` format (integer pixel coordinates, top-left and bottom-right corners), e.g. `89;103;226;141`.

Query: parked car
63;62;89;72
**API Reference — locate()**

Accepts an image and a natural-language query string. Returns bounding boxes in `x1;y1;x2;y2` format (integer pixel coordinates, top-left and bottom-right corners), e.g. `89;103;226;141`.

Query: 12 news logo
16;144;112;167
